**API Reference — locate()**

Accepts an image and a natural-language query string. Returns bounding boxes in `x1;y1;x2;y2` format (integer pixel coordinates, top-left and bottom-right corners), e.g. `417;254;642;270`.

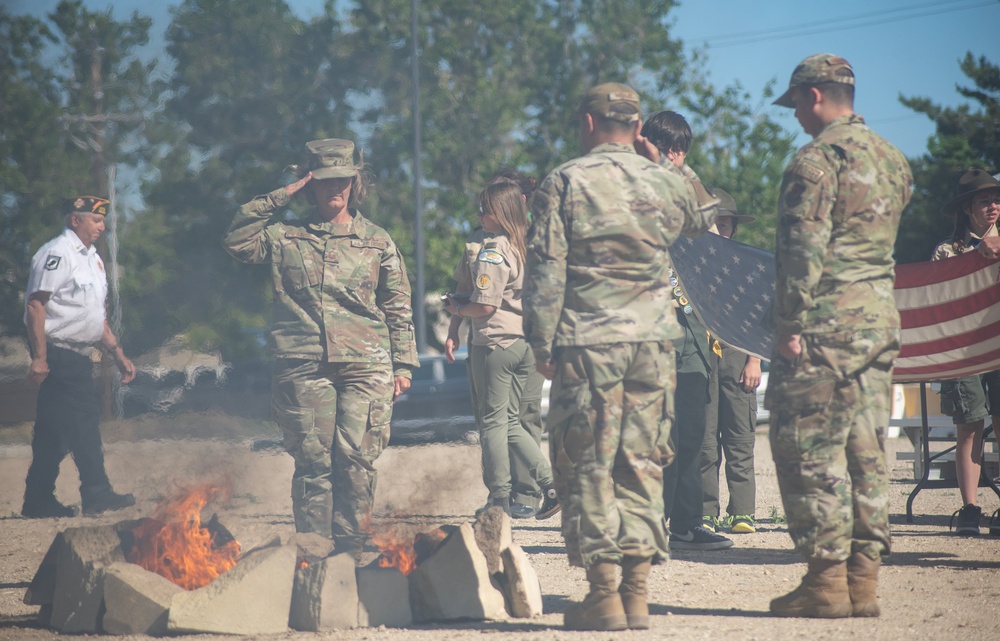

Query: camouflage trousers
547;341;675;568
272;359;393;554
766;328;899;562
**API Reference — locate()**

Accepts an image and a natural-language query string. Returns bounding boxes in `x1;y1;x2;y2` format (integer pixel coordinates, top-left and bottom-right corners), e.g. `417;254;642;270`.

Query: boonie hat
64;196;110;217
712;188;755;224
773;53;854;108
579;83;641;123
305;139;361;180
942;168;1000;216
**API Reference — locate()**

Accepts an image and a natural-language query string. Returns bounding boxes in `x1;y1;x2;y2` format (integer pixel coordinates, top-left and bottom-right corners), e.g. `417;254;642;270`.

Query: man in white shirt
22;196;137;518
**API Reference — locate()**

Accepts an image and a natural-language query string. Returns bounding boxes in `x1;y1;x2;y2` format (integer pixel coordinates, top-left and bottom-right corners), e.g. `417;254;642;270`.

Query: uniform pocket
272;399;319;459
280;232;322;292
360;400;392;460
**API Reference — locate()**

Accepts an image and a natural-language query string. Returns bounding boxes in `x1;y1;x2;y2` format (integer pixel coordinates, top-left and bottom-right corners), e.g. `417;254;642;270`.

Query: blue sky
7;0;1000;159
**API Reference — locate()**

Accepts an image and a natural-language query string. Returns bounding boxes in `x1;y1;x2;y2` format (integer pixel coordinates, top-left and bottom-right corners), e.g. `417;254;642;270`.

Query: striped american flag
669;234;1000;383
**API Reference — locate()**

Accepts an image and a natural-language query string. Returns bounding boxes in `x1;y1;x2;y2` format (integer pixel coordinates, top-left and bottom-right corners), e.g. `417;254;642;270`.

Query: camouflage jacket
223;188;417;374
773;114;912;336
524;142;717;363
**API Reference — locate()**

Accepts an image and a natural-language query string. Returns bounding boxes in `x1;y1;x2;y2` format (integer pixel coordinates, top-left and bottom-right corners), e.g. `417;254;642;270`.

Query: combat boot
619;556;652;629
564;562;628;631
847;552;881;617
769;559;851;618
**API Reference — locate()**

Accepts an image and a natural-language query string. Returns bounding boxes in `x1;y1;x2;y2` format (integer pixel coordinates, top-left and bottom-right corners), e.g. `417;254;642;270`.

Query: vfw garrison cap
64;196;110;216
773;53;854;108
305;138;362;180
579;82;641;123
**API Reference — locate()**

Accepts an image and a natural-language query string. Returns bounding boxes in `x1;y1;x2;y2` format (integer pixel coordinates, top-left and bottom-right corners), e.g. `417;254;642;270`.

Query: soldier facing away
523;82;717;631
765;54;912;618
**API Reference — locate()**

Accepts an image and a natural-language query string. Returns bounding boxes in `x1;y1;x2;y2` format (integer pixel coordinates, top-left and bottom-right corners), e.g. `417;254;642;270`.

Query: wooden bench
892;384;1000;522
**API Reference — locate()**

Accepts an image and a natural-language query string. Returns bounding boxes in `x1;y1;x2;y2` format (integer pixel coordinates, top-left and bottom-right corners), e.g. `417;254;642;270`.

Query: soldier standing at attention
524;83;717;631
766;54;912;618
223;139;417;560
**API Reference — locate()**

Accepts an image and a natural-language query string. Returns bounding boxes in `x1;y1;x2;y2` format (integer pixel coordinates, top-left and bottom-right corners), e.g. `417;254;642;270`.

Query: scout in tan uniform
445;180;559;519
223;139;417;559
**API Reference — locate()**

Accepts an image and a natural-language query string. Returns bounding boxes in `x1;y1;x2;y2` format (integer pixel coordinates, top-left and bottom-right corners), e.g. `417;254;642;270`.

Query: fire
363;516;418;576
126;483;241;590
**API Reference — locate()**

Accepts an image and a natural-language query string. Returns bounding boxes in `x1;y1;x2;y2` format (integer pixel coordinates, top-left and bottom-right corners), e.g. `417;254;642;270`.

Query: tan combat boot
847;552;881;617
769;559;852;618
564;562;628;631
619;557;652;629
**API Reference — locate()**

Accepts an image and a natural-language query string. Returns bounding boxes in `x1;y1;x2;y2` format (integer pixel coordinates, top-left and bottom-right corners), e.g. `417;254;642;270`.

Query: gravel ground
0;417;997;640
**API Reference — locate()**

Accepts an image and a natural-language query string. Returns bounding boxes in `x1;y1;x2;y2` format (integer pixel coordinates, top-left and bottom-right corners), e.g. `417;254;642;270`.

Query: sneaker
510;501;539;519
989;508;1000;537
701;515;720;533
536;486;561;520
475;495;511;517
669;525;734;551
21;496;77;519
949;504;982;536
729;515;757;534
81;489;136;515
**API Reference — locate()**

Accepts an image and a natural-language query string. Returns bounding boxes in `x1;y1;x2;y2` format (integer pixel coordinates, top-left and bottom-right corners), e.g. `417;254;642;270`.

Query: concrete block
101;562;183;635
472;507;512;576
287;532;335;560
357;566;412;628
408;522;507;622
168;544;296;635
23;532;64;606
290;553;358;631
502;544;543;618
50;525;127;633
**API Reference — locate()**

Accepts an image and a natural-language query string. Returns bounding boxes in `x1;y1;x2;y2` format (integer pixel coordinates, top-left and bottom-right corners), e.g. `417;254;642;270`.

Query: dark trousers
24;345;111;502
663;371;709;533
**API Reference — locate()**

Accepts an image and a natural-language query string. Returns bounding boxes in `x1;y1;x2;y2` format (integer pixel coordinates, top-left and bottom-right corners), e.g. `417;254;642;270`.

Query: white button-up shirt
24;228;108;352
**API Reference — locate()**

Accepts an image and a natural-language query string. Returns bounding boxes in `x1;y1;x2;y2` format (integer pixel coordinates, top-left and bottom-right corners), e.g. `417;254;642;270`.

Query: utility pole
410;0;427;354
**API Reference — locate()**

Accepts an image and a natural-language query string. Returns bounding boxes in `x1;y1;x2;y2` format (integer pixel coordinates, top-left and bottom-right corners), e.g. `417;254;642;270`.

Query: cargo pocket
360;400;392;462
550;377;594;466
272;399;325;471
938;380;965;420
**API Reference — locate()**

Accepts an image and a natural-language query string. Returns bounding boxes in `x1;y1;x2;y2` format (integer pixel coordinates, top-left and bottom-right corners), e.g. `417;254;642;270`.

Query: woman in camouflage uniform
223;139;418;558
931;169;1000;536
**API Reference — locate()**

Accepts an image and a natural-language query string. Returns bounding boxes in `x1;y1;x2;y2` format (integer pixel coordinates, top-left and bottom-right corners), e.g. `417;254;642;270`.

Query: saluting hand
633;134;661;164
284;172;313;197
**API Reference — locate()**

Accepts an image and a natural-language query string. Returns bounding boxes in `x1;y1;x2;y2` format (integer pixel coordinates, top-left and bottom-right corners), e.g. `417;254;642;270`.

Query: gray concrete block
23;532;64;607
50;525;127;633
290;553;358;631
502;544;543;618
472;507;512;576
167;544;296;635
357;566;412;628
101;562;183;635
408;522;507;622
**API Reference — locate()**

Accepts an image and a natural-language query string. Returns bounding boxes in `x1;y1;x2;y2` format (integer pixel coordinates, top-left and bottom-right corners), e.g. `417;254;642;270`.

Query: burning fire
127;483;241;590
363;516;419;576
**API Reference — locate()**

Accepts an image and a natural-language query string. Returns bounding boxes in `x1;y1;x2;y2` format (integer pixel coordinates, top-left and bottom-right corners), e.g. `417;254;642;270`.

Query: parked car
389;352;477;444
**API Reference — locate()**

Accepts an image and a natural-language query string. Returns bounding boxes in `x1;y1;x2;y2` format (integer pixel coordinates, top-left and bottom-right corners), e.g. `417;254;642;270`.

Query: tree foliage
897;53;1000;264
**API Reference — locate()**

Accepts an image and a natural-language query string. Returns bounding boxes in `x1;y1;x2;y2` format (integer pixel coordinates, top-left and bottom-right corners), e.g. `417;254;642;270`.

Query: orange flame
363;516;418;576
127;483;241;590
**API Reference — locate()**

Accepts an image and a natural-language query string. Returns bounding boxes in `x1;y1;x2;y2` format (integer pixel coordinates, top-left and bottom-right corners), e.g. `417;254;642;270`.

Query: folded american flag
669;234;1000;383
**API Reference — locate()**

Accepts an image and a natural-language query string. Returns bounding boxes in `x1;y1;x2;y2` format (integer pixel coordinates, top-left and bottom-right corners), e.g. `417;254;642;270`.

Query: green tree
897;53;1000;264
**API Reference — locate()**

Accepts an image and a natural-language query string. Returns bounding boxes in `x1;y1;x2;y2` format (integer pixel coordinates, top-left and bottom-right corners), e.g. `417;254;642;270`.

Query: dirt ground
0;416;998;641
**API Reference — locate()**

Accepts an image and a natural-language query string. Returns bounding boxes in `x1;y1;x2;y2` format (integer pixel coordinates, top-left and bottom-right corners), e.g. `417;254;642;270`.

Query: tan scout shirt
223;188;418;374
932;224;998;260
464;234;525;348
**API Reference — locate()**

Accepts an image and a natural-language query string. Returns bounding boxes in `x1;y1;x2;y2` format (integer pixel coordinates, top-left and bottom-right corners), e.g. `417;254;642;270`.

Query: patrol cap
773;53;855;108
305;138;361;180
579;82;641;123
942;168;1000;216
64;196;110;217
712;188;755;224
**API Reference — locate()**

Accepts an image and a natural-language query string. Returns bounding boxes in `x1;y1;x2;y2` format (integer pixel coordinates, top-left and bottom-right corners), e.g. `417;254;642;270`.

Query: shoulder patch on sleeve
44;256;62;271
477;249;504;265
476;274;492;289
791;157;825;184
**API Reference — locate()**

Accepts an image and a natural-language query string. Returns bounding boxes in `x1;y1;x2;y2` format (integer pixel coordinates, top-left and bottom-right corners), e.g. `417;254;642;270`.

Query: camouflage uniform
525;141;717;567
223;186;417;552
766;113;912;562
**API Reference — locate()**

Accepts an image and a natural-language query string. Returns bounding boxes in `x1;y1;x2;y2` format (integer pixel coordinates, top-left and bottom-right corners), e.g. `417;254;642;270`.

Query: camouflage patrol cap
305;138;361;180
712;188;755;224
64;196;110;217
773;53;855;108
579;82;641;123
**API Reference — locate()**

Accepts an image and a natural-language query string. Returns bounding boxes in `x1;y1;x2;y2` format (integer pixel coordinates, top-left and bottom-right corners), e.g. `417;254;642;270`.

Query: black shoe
669;525;734;551
475;495;511;517
21;496;77;519
510;502;539;519
950;504;982;536
989;508;1000;537
536;486;561;520
82;489;136;515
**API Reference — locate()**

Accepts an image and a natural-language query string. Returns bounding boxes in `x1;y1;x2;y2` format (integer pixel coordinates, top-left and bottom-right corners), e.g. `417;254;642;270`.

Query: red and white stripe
894;251;1000;382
